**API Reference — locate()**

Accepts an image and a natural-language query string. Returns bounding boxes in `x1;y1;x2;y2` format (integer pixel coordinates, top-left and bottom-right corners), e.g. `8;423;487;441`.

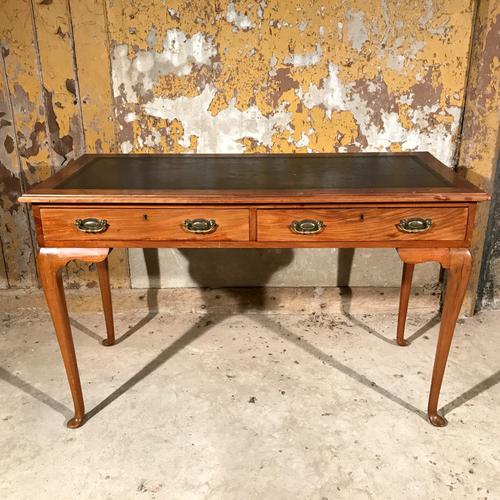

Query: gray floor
1;305;499;499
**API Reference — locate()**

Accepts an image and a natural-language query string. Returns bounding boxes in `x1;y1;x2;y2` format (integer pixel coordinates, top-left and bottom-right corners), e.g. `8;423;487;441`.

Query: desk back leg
96;256;115;346
396;262;415;346
37;247;110;428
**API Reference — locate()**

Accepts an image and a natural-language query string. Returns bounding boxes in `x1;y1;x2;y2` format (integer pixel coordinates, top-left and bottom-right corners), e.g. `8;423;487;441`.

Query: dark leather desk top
60;154;446;190
19;152;488;204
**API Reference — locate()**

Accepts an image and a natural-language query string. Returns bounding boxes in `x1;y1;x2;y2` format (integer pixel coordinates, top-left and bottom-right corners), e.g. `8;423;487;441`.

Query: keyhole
143;214;148;221
360;213;364;221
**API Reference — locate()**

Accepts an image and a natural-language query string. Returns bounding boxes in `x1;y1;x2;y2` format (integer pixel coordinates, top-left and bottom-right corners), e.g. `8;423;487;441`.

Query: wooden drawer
40;208;250;242
257;207;468;242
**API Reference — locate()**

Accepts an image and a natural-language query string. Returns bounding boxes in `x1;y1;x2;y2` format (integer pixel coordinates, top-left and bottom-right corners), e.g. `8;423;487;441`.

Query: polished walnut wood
39;207;250;242
19;153;489;428
257;207;468;242
33;202;476;248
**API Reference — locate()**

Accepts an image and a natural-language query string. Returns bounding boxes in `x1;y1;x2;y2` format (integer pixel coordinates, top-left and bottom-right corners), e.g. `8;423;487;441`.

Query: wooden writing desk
19;153;489;428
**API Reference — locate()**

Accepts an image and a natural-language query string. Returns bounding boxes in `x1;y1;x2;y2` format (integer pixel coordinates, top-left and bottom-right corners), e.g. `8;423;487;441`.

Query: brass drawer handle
397;217;432;233
289;219;325;235
74;218;108;233
183;218;218;234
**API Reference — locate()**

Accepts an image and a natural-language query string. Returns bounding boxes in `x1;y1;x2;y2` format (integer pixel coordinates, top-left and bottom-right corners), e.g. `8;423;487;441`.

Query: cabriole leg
397;248;472;427
427;249;471;427
37;248;110;428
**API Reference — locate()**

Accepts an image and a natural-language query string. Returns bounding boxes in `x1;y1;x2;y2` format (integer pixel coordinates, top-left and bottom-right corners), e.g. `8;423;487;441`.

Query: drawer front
257;207;468;242
40;208;250;242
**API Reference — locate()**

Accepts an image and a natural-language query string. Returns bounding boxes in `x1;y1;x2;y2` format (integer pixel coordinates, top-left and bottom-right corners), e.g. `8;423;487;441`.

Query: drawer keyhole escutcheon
74;218;108;233
183;218;218;234
289;219;326;235
397;217;432;233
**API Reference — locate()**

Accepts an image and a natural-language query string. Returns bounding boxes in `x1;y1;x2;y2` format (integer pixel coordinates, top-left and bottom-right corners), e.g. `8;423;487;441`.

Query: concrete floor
1;304;499;499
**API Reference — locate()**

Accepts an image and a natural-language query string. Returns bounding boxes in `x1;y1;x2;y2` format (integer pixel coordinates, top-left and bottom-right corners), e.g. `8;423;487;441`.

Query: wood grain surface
40;207;250;242
257;207;468;242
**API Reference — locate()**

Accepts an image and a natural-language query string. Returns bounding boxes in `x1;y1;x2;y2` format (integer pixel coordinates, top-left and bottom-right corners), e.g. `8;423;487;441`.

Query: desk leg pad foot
428;413;448;427
102;338;115;346
67;416;86;429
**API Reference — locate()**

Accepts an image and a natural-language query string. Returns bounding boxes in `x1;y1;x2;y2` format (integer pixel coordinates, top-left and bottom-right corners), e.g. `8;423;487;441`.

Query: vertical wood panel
32;0;84;168
458;0;500;312
0;0;47;287
0;57;37;287
0;0;52;187
70;0;117;153
70;0;129;287
31;0;113;288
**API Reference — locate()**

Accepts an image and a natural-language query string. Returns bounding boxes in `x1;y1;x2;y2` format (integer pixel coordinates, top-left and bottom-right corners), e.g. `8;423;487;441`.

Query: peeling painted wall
108;0;473;163
458;0;500;310
479;156;500;308
0;0;488;291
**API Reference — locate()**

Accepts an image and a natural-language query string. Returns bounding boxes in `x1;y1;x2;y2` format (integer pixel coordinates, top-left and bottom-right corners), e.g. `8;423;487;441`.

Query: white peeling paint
399;94;414;105
226;3;255;31
121;140;133;153
298;20;308;32
112;30;217;102
257;1;267;19
143;85;291;153
346;11;368;52
143;129;162;148
167;8;179;19
300;63;348;118
284;44;322;68
386;37;424;72
409;40;425;58
269;53;278;77
295;132;310;148
446;106;462;124
419;0;434;27
146;26;157;49
337;22;343;40
387;53;405;72
298;64;460;165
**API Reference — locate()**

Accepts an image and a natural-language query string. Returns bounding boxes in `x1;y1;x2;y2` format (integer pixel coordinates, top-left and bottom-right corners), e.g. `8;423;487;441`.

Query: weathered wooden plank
70;0;117;153
0;57;38;287
0;0;43;287
0;0;52;187
66;0;129;288
32;0;85;169
33;0;108;288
